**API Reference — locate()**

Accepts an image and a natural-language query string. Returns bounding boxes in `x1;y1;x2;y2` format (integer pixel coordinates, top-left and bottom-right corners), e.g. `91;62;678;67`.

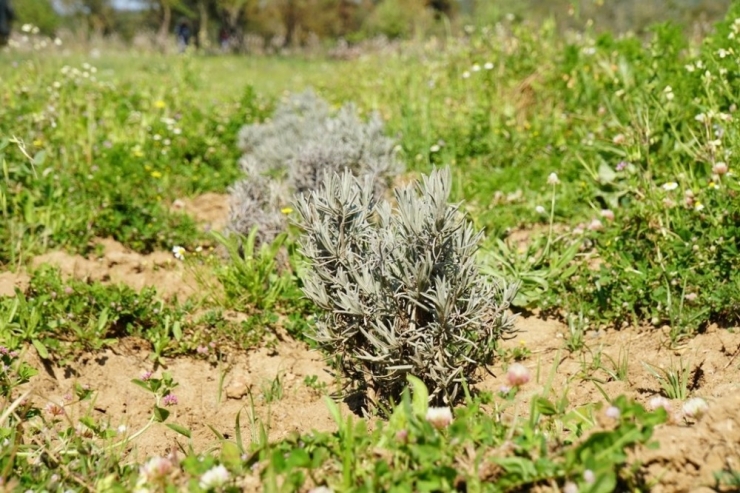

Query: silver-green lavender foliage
294;167;518;408
229;90;403;245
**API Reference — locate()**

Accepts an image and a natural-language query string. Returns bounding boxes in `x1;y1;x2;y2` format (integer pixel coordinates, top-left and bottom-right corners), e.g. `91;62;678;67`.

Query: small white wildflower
199;464;230;490
718;48;729;58
695;113;707;123
600;209;615;221
605;406;621;420
685;63;695;72
471;64;481;72
712;162;729;175
117;424;127;434
426;407;453;429
563;482;579;493
172;246;185;260
547;172;560;185
648;396;672;412
694;201;705;211
484;62;494;70
682;397;709;419
506;363;530;387
583;469;596;484
140;456;173;483
662;182;679;191
430;144;440;153
535;205;547;215
587;219;604;231
462;71;471;79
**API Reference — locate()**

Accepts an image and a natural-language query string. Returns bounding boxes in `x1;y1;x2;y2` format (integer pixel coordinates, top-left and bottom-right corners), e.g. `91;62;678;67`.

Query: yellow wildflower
154;100;166;109
281;207;294;214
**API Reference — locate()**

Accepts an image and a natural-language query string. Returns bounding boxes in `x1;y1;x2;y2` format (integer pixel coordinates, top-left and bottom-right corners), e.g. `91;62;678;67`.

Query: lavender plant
294;167;518;409
228;90;403;244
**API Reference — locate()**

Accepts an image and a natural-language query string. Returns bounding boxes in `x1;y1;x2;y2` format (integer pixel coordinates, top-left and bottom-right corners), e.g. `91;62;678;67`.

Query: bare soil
6;193;740;491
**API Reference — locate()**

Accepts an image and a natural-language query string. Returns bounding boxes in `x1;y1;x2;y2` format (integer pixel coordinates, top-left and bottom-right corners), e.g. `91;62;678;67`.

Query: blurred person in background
176;19;191;52
0;0;14;47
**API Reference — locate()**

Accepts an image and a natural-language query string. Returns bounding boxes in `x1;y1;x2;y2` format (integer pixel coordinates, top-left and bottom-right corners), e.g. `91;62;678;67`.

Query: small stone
225;379;249;399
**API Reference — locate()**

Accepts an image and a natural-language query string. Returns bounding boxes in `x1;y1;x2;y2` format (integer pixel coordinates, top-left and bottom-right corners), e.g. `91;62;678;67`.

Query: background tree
14;0;60;36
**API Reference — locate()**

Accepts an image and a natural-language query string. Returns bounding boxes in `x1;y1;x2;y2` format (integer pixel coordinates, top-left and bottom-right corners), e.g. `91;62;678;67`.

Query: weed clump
294;167;518;410
228;90;403;246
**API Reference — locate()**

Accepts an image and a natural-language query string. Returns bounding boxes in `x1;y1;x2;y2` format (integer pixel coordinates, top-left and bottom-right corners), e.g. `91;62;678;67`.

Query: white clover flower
506;363;530;387
712;162;729;175
471;64;481;72
662;182;678;191
547;172;560;185
535;205;546;215
605;405;621;420
563;482;578;493
682;397;709;419
685;63;695;72
426;407;453;429
484;62;494;70
600;209;615;221
140;456;173;483
718;48;729;58
430;144;440;153
172;246;185;260
587;218;603;231
199;464;230;490
648;396;672;412
462;71;471;79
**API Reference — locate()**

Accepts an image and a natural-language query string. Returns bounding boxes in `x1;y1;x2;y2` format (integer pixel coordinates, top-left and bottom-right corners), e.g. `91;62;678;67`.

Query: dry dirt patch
171;193;229;233
0;271;30;297
25;336;342;462
483;317;740;491
15;315;740;490
29;238;212;301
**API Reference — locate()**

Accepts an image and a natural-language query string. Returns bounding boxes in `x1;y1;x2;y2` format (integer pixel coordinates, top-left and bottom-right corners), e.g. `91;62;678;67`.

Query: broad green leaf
166;423;192;438
32;339;49;359
407;375;429;418
153;406;170;423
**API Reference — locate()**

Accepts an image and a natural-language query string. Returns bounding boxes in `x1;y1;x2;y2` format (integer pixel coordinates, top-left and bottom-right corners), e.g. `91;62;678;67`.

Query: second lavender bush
228;90;403;245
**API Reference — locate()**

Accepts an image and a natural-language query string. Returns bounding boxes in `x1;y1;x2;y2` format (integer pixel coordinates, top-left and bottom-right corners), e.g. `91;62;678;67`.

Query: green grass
3;6;740;491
